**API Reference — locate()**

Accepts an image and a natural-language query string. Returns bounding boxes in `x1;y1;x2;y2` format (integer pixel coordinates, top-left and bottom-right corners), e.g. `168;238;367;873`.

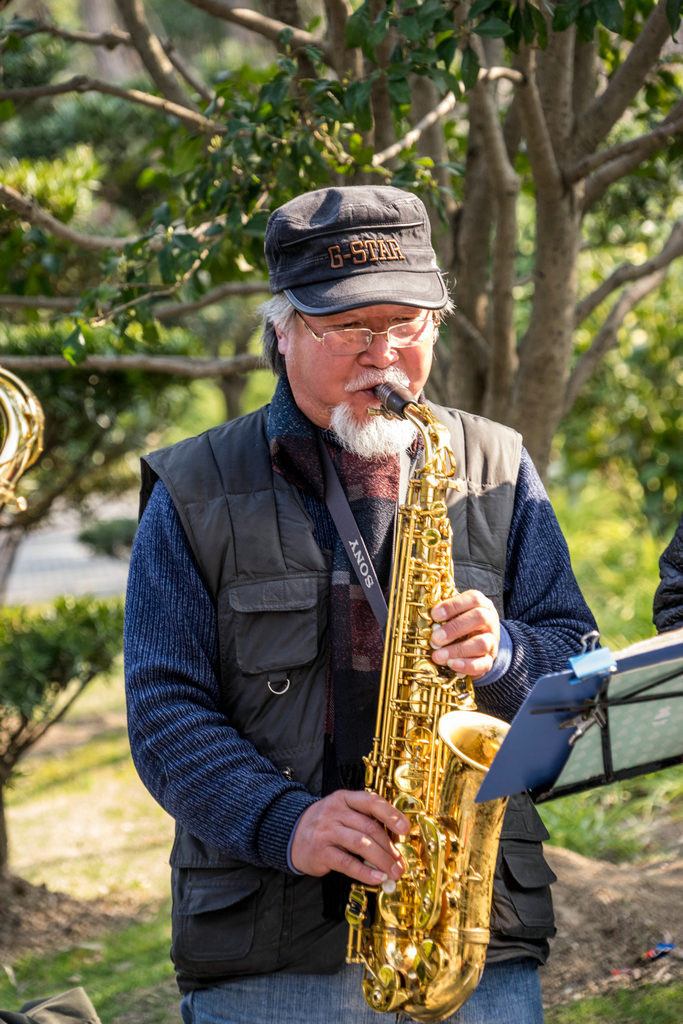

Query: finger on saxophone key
363;860;398;893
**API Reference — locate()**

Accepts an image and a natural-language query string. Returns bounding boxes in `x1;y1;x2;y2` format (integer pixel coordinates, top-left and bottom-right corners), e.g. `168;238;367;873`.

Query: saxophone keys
345;885;368;928
362;965;406;1013
414;937;446;985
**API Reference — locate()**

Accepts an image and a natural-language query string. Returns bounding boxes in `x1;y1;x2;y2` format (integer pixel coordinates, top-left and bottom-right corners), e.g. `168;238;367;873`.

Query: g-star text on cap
327;238;407;269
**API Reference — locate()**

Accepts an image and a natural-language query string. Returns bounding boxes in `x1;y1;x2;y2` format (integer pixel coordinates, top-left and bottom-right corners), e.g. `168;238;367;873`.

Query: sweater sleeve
652;513;683;633
123;480;316;873
472;449;599;722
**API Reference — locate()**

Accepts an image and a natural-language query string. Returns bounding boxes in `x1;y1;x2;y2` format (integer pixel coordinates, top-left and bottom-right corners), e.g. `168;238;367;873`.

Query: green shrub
78;518;138;561
0;595;123;871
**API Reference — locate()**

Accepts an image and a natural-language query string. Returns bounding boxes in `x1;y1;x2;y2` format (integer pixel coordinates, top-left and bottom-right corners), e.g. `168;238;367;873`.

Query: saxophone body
0;367;45;512
345;384;509;1023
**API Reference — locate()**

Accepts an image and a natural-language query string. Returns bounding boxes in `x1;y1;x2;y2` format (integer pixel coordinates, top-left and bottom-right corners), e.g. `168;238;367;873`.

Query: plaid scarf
267;375;399;795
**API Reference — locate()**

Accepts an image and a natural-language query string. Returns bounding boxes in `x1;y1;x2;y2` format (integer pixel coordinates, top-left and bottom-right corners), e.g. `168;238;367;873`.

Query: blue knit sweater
124;446;597;875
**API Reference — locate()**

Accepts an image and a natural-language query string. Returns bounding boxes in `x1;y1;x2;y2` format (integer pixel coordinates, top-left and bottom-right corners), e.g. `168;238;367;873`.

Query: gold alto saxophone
0;366;45;511
345;383;509;1023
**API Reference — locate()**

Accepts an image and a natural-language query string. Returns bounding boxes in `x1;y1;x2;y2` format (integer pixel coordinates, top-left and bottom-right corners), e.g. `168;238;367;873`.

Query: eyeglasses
295;310;436;356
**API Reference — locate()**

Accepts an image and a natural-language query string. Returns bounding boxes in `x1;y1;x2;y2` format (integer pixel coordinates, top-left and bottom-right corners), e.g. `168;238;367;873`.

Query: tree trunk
0;777;9;878
0;524;24;605
510;192;582;475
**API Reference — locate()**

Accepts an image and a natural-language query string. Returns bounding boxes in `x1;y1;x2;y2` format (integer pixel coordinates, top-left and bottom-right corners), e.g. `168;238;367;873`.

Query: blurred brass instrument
345;383;509;1023
0;367;44;511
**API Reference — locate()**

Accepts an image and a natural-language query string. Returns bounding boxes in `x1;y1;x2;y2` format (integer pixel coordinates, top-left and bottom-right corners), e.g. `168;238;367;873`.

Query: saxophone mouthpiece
373;383;417;419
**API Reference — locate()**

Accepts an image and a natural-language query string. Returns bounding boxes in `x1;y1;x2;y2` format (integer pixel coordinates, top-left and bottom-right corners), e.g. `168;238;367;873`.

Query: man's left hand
429;589;500;680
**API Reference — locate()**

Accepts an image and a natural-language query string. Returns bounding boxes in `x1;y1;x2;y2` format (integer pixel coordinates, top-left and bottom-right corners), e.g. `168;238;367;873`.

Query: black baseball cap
264;185;448;315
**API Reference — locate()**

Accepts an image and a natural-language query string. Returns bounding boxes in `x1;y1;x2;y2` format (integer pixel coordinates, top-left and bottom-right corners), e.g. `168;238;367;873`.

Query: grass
546;984;683;1024
1;905;179;1024
6;673;173;903
538;765;683;863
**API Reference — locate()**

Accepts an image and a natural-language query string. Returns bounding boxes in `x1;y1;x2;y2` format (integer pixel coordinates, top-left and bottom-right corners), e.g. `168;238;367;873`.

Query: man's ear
274;324;289;355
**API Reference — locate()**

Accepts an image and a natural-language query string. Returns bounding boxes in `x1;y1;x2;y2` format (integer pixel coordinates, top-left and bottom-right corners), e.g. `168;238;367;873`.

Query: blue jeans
180;959;544;1023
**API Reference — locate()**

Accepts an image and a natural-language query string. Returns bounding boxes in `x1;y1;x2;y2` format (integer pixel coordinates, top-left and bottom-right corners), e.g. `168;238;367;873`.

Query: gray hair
260;293;298;376
259;291;455;377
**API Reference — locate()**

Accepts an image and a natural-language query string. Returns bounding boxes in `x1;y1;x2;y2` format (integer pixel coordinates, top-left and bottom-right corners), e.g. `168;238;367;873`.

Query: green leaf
387;75;412;107
244;210;271;238
152;202;172;228
435;31;458;66
62;324;87;366
593;0;625;33
142;321;159;346
665;0;681;35
398;14;424;41
461;45;480;90
473;16;514;37
529;5;548;48
576;3;598;41
468;0;499;17
552;0;582;31
0;99;14;121
345;3;370;48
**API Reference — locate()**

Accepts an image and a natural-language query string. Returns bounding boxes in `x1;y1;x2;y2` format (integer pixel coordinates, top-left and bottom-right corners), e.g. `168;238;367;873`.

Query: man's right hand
290;790;409;885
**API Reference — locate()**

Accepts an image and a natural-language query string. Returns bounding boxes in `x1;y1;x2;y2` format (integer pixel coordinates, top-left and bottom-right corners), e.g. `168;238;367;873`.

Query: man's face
275;304;435;429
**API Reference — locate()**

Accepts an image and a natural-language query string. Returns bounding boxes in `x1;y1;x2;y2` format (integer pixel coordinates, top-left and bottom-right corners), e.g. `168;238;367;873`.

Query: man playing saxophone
124;185;598;1024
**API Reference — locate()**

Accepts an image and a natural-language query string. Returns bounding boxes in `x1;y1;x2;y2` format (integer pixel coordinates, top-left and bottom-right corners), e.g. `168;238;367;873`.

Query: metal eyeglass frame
294;310;437;355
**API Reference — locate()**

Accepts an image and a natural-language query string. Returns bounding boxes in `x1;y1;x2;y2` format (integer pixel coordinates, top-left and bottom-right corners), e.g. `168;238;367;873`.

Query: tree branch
0;280;270;318
0;353;264;378
7;19;216;103
0;183;138;252
582;103;683;210
572;0;673;157
0;295;78;313
564;265;671;414
163;40;216;103
450;309;490;368
113;0;197;110
514;45;563;198
575;220;683;326
323;0;363;80
5;20;132;48
471;64;521;418
182;0;331;62
372;92;457;167
0;76;223;134
568;107;683;185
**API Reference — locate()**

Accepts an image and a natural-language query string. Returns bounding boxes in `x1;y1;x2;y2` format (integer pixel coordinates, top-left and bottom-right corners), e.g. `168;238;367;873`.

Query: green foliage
538;765;683;862
1;322;199;521
549;476;662;649
557;272;683;540
546;981;683;1024
0;596;123;725
78;518;138;561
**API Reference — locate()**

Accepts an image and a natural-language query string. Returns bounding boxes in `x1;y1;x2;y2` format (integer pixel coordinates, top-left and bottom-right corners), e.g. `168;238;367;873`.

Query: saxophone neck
371;384;457;483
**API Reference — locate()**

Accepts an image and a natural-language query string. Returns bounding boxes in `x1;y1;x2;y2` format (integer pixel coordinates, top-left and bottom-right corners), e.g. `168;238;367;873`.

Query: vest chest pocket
227;576;321;674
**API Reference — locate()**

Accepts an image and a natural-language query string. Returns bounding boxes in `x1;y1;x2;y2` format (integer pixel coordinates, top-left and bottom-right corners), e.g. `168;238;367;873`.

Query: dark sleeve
123;480;316;872
653;513;683;633
473;449;599;722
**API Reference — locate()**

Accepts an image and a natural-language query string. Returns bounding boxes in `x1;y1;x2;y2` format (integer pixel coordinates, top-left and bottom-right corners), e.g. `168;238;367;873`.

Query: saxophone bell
0;368;44;512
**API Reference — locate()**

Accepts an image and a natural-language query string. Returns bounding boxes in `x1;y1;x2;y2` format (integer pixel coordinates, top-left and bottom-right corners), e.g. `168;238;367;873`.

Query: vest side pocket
490;838;557;938
171;865;283;976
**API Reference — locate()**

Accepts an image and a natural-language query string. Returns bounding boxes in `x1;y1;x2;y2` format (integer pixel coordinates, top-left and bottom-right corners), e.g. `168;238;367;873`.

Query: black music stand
476;627;683;804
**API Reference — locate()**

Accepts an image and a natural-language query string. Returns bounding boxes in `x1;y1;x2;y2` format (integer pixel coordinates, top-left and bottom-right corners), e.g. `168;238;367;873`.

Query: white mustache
346;367;411;393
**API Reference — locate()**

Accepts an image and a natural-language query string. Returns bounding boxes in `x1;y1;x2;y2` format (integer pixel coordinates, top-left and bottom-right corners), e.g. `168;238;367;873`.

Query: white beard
329;368;419;459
